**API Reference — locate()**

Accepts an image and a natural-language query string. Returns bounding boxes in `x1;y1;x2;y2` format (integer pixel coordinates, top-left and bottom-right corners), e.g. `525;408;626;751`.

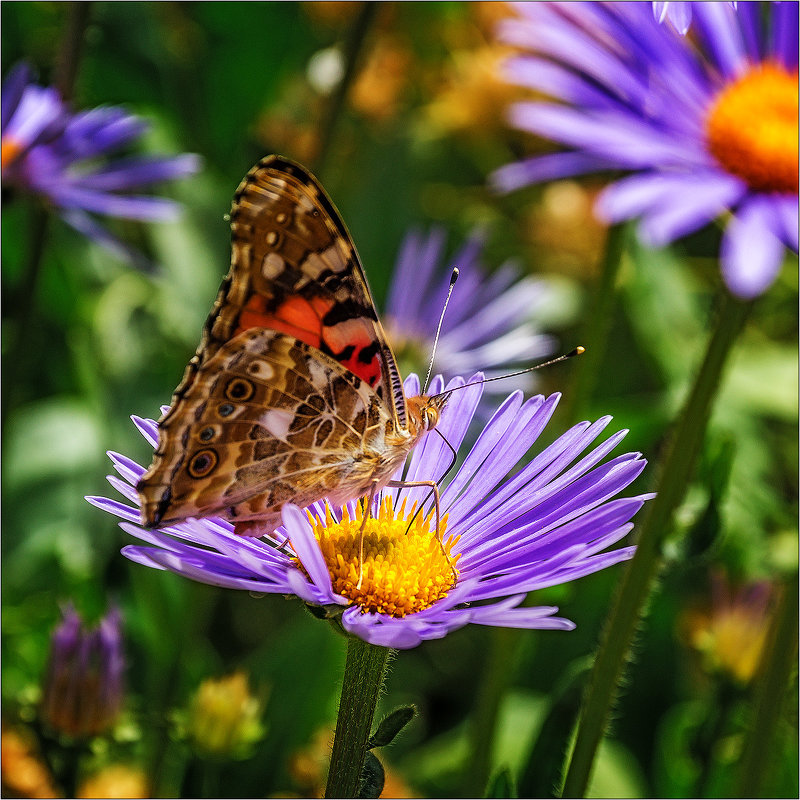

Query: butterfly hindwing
138;329;407;528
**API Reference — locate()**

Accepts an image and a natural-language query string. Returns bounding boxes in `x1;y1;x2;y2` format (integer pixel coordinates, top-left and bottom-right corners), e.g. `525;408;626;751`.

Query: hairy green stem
325;636;392;798
561;223;628;427
737;574;798;798
313;1;378;177
561;290;751;798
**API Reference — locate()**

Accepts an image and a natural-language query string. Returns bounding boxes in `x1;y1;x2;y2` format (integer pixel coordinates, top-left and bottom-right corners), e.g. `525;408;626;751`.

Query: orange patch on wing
323;318;382;387
236;294;335;350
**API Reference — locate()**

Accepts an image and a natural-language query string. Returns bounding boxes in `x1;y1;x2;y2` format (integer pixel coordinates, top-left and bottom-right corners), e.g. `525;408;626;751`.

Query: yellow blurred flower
683;572;773;685
350;34;412;121
1;725;59;798
185;671;266;759
422;43;518;138
76;764;149;799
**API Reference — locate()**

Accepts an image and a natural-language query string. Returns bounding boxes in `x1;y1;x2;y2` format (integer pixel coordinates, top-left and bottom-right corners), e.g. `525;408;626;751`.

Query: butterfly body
137;156;446;534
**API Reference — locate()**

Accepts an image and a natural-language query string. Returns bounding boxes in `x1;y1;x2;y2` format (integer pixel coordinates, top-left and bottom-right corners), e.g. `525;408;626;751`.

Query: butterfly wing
138;156;410;529
164;155;407;430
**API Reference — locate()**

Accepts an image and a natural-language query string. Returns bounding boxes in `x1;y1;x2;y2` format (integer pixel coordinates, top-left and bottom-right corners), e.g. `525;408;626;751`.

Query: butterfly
137;155;449;539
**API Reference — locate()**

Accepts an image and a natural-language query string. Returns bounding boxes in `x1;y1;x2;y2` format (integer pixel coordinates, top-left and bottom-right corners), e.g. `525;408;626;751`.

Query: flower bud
40;605;124;739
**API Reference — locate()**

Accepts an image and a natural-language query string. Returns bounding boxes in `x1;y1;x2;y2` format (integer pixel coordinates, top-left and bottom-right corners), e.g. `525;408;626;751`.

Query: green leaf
485;766;517;798
358;750;385;799
367;705;416;749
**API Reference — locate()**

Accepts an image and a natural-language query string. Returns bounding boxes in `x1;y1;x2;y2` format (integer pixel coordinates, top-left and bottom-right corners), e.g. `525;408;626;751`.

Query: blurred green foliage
2;3;796;798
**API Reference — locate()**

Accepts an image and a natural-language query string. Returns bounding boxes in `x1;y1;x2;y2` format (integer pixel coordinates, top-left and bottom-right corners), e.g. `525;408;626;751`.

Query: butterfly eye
187;449;218;478
225;378;255;402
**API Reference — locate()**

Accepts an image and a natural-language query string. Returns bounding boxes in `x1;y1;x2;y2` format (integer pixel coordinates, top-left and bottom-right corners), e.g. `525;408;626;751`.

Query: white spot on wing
262;252;284;279
262;408;294;439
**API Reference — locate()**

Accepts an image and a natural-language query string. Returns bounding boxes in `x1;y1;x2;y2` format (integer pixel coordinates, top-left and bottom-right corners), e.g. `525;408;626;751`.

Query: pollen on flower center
306;497;461;618
705;62;798;193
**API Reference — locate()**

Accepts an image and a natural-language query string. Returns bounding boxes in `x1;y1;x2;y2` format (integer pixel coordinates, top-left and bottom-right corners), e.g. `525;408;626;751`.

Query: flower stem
561;223;628;427
55;2;92;102
560;290;751;798
737;573;798;797
462;628;518;795
325;636;393;798
313;1;379;177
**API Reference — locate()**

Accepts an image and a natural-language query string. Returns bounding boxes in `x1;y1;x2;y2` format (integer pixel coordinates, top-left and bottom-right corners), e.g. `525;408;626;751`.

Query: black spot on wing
357;341;380;364
322;298;377;326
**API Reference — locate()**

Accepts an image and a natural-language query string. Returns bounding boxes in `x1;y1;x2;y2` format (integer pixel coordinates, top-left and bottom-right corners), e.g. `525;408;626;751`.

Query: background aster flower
492;2;798;299
1;62;200;264
87;374;650;650
40;604;125;739
384;227;555;394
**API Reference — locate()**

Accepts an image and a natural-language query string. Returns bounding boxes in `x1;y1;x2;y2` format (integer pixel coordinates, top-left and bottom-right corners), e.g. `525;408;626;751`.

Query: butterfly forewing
137;156;421;531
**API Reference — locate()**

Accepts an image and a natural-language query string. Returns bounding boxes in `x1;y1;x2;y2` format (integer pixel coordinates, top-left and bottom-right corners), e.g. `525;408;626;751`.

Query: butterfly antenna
429;346;586;401
422;268;460;394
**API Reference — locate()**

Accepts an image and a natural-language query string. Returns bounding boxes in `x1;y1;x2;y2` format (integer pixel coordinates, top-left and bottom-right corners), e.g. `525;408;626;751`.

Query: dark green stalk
560;290;751;798
325;636;393;798
736;574;799;798
54;2;92;103
313;1;379;177
4;2;92;424
560;223;628;427
462;628;518;796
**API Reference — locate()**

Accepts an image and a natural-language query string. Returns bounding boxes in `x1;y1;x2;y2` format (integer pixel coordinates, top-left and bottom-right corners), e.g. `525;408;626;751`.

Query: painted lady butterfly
137;155;448;538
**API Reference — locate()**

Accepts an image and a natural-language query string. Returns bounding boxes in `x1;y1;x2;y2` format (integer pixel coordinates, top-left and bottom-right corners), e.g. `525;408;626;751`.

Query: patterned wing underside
138;330;413;529
159;155;407;435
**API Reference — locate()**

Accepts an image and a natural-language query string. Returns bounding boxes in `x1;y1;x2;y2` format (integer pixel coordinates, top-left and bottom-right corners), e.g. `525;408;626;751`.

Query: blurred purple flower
40;604;125;738
493;2;798;299
1;62;200;264
87;374;650;650
384;227;555;395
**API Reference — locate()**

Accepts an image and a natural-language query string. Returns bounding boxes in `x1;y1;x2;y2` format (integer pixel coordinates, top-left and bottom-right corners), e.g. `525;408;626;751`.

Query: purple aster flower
384;227;555;395
87;374;650;650
40;604;125;738
492;2;798;299
2;62;200;264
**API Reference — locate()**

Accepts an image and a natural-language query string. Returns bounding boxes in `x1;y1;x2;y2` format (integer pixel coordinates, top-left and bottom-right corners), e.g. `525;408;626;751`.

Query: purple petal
131;415;159;447
106;450;146;484
68;153;201;191
720;197;787;298
693;2;748;77
85;495;141;524
2;62;35;131
664;3;693;35
771;1;799;68
281;504;336;599
50;185;182;221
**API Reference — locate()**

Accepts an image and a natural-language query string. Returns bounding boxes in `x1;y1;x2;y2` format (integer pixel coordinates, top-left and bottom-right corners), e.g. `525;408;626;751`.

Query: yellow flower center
1;139;23;170
705;63;799;193
304;497;460;618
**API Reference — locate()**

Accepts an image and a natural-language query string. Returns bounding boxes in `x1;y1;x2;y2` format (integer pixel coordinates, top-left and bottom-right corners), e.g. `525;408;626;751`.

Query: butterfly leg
356;480;381;590
385;479;458;586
